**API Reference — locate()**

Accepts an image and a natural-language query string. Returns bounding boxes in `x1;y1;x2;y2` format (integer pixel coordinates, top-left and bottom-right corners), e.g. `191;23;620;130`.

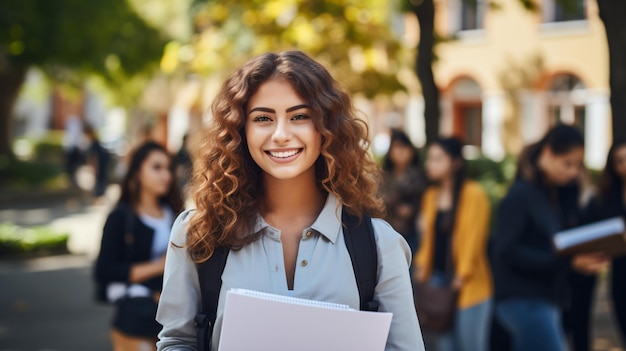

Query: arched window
546;73;586;131
450;77;482;147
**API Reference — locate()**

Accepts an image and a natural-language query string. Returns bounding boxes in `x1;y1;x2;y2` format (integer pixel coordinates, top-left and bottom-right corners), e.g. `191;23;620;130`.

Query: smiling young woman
156;51;425;351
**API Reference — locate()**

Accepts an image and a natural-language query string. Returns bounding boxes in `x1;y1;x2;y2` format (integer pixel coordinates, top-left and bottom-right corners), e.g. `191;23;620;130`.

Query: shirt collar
251;194;343;244
310;194;342;244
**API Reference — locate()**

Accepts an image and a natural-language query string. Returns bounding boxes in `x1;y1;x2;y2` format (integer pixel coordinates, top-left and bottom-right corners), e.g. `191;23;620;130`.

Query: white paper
218;289;393;351
553;216;625;250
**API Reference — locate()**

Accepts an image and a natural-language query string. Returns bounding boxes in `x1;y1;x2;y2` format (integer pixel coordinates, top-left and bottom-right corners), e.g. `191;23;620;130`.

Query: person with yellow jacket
414;137;493;351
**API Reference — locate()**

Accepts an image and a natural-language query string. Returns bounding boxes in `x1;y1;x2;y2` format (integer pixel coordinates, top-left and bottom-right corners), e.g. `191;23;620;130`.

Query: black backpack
194;209;379;351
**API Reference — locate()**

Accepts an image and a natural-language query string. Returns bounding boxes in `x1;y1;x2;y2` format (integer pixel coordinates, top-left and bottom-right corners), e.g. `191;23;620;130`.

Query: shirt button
300;260;308;267
305;230;313;238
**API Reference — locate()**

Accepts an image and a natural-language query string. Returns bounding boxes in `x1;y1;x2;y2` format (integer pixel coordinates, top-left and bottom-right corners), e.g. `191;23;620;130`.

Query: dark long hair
382;129;420;172
429;137;467;232
515;124;584;184
599;138;626;204
118;141;184;214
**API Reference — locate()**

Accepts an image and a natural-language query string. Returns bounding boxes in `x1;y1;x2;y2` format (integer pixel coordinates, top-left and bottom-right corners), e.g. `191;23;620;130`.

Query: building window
546;74;587;131
450;78;483;147
461;0;485;31
448;0;486;34
543;0;586;22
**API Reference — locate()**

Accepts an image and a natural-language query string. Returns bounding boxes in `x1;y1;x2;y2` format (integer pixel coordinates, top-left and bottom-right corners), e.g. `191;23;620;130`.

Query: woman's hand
452;276;464;290
413;266;425;282
129;254;167;283
396;204;414;219
572;252;610;275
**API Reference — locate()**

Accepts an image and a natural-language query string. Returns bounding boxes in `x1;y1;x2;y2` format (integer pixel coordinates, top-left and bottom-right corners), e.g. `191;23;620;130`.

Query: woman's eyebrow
248;104;310;115
286;104;310;112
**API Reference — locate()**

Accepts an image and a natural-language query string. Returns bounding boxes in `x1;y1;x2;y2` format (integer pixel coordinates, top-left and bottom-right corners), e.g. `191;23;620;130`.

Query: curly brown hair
188;50;384;263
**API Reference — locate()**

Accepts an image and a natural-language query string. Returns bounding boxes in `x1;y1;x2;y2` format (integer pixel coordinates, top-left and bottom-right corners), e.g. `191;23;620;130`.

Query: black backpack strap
342;209;379;312
195;246;230;351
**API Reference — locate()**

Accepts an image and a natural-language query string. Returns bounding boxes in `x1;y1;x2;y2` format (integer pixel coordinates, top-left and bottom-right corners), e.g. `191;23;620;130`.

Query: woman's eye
253;115;271;122
292;113;309;121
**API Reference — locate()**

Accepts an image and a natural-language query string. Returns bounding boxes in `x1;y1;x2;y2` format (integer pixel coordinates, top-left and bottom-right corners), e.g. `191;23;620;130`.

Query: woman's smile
266;148;303;160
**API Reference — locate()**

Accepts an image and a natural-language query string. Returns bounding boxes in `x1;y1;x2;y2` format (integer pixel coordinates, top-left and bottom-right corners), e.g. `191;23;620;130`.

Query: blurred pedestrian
156;51;425;351
573;138;626;349
173;133;193;203
414;137;492;351
95;141;183;351
381;129;426;255
492;124;595;351
62;114;86;187
83;124;110;201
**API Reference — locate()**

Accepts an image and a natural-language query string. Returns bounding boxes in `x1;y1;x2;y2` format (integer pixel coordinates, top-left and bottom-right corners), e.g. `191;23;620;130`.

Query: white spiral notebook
218;288;393;351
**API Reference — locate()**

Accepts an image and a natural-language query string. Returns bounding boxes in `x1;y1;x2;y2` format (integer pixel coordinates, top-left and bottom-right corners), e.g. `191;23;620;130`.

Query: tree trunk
412;0;441;145
0;64;28;158
597;0;626;141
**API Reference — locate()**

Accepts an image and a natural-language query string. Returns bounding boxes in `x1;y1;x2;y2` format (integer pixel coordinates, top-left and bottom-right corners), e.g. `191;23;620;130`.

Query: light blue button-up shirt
156;194;425;351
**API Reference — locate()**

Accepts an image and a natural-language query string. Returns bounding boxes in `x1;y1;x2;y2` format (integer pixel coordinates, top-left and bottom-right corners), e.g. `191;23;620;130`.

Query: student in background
492;124;600;351
381;129;426;255
414;137;492;351
574;139;626;349
174;133;193;202
84;124;110;201
95;141;183;351
63;114;86;187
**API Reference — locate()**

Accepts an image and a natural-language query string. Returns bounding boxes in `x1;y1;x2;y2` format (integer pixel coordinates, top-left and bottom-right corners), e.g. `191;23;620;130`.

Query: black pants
562;258;626;351
612;256;626;345
562;269;596;351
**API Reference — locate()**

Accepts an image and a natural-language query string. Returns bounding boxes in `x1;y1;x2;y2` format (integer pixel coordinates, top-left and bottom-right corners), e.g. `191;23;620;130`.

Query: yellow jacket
415;180;493;308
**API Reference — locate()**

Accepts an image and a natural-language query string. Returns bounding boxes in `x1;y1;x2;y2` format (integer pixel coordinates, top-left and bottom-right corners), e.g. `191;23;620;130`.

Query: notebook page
229;288;353;310
219;289;393;351
554;216;625;250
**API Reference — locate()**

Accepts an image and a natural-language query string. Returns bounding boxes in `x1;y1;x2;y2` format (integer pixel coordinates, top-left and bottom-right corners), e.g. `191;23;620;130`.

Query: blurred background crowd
1;0;625;350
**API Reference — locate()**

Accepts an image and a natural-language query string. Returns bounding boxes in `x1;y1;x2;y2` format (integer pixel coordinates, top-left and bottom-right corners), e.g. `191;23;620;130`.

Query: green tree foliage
0;0;167;156
163;0;409;98
1;0;165;82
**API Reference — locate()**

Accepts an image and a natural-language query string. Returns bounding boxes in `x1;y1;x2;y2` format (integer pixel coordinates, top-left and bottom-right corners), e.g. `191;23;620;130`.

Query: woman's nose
272;118;292;143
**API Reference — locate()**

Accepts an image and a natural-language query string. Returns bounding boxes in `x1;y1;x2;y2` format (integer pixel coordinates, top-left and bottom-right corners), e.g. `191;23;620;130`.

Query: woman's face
612;145;626;180
245;76;322;182
425;144;453;182
137;151;173;197
389;141;414;170
540;146;584;186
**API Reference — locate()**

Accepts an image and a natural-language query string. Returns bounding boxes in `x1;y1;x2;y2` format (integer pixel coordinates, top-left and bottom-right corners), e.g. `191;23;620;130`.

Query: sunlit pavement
0;257;113;351
0;185;623;350
0;186;117;351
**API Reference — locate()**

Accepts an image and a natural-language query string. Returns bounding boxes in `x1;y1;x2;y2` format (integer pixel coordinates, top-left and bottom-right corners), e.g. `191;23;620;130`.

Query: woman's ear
537;146;553;172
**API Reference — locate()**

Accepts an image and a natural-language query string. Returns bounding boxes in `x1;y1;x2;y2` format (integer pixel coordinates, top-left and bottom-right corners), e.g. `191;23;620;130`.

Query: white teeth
269;149;300;158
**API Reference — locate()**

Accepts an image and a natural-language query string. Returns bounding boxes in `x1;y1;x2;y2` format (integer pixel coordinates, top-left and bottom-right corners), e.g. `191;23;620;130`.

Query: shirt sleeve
456;184;491;281
156;210;200;351
372;219;426;351
95;208;131;283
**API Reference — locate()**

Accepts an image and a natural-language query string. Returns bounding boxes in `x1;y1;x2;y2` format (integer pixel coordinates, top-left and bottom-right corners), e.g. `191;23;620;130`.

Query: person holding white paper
574;139;626;348
156;51;425;351
492;125;587;351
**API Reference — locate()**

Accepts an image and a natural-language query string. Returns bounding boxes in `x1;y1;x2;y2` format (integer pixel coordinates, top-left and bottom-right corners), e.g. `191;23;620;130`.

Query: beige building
404;0;610;168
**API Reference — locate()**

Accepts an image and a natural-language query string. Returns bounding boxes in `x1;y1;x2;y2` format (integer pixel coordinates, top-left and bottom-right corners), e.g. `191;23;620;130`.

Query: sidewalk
0;185;119;258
